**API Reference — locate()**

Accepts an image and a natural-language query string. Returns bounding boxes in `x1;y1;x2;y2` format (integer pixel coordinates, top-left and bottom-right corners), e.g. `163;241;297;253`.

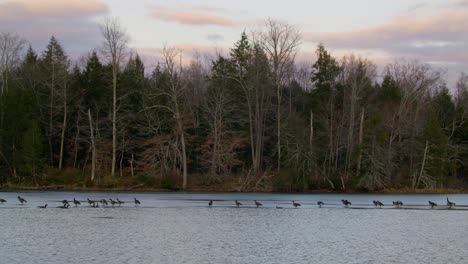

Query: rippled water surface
1;192;468;264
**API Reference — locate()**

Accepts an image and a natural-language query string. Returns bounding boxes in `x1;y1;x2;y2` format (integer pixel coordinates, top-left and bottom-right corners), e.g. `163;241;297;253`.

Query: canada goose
235;200;242;207
57;203;70;209
0;198;6;203
428;201;437;209
73;198;81;206
447;197;456;208
134;198;141;206
341;199;351;207
317;201;324;208
374;200;384;208
292;201;301;208
61;200;69;205
100;199;108;206
109;199;117;207
373;200;378;207
208;200;213;207
17;196;27;204
87;198;95;206
116;198;124;206
254;200;263;208
392;201;403;207
38;204;47;209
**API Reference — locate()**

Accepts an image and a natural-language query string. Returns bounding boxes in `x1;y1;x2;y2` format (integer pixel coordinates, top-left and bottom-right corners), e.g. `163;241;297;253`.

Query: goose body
254;200;262;208
109;199;117;206
341;199;351;207
87;198;95;206
73;198;81;206
116;198;124;206
235;200;242;207
134;198;141;206
57;204;70;209
292;201;301;208
373;200;384;207
17;196;27;204
0;198;6;203
317;201;324;208
428;201;437;208
447;197;456;208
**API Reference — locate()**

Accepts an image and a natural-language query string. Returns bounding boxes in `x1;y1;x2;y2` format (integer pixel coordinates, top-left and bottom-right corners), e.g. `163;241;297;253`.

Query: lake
1;192;467;264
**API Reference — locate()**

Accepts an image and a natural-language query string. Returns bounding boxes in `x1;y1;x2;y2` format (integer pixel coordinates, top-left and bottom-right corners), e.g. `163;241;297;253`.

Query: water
1;192;467;264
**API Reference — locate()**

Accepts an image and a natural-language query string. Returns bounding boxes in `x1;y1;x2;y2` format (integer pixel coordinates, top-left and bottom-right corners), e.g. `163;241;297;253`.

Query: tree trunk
277;87;281;171
356;108;365;175
48;61;55;166
111;68;117;177
180;122;188;189
58;77;67;169
88;109;96;182
414;140;429;189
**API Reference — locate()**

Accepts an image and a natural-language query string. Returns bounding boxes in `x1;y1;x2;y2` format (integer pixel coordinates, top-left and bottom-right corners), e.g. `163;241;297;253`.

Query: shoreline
1;185;466;194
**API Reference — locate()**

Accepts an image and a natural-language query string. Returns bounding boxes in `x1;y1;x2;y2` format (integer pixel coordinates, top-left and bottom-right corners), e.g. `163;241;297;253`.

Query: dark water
1;192;467;264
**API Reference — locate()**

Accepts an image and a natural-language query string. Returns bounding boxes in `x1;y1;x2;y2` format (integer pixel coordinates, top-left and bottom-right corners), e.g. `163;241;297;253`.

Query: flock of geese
210;197;459;209
0;196;141;209
0;196;460;210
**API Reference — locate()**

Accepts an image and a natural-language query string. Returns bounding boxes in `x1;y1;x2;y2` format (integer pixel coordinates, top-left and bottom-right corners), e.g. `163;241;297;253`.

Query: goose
447;197;456;208
17;196;27;204
61;200;69;205
317;201;324;208
392;201;402;207
38;204;47;209
341;199;351;207
235;200;242;208
0;198;6;203
109;199;117;207
87;198;95;206
254;200;263;208
100;199;108;206
292;201;301;208
57;203;70;209
73;198;81;206
208;200;213;207
134;198;141;206
116;198;124;206
428;201;437;209
374;200;384;208
93;202;99;208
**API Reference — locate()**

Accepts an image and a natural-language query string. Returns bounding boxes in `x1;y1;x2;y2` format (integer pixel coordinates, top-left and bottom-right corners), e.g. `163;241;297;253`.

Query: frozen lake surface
1;191;468;264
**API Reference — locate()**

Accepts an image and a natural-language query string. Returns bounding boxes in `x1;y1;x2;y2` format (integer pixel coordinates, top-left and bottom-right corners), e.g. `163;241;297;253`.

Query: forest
1;19;467;192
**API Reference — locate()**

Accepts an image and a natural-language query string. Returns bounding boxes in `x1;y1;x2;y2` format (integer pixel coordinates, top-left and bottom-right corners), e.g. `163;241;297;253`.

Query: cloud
0;0;109;58
147;4;237;26
0;0;107;20
304;9;468;66
207;34;224;42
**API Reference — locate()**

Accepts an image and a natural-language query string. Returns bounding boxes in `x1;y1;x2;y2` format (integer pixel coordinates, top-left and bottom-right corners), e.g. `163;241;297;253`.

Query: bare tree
259;18;301;171
100;17;129;177
0;32;25;96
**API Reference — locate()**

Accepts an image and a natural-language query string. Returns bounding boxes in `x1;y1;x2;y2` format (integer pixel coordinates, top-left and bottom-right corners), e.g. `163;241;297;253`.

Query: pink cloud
147;4;237;26
304;9;468;50
0;0;108;19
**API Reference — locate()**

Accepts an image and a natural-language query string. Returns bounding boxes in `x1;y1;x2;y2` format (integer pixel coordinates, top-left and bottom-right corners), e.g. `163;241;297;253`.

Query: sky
0;0;467;84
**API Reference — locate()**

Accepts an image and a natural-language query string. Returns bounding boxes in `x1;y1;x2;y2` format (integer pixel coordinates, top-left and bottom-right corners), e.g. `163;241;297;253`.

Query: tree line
1;18;467;191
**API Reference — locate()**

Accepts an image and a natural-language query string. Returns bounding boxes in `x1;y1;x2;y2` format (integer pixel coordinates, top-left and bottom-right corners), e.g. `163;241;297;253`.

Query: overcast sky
1;0;467;84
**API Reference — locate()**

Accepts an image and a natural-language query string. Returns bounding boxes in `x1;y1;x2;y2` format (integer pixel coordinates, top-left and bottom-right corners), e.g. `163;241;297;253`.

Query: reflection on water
1;192;468;264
